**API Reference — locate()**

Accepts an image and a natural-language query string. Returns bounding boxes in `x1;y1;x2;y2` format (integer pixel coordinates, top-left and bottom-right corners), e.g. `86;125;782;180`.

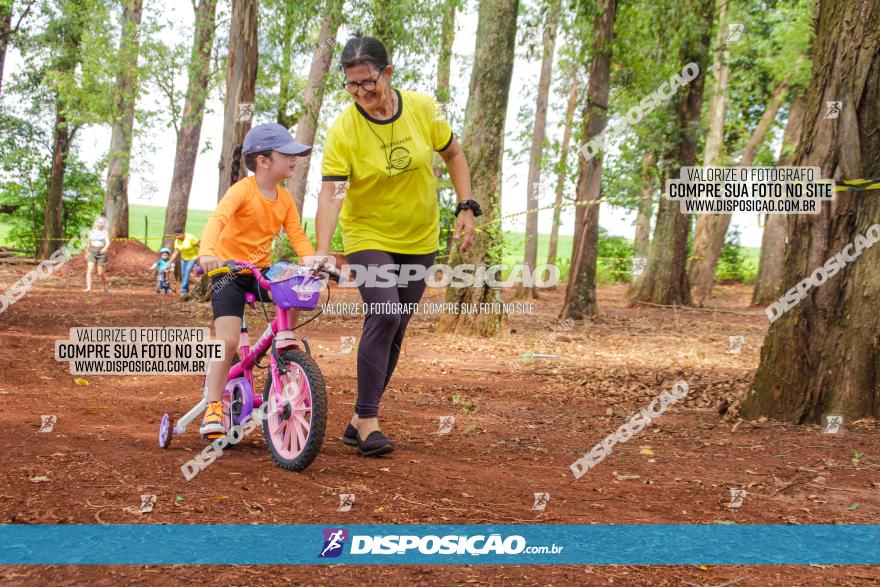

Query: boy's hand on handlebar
199;255;220;274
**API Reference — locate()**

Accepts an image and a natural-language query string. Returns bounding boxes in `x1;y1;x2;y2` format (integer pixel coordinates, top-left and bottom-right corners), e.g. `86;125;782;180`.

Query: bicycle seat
244;293;257;304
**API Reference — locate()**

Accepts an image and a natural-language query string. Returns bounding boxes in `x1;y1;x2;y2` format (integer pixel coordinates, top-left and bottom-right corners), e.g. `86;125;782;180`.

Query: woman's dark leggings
345;249;437;418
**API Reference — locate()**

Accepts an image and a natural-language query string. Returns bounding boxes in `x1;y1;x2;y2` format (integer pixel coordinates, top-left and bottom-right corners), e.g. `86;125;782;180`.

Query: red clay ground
1;257;879;586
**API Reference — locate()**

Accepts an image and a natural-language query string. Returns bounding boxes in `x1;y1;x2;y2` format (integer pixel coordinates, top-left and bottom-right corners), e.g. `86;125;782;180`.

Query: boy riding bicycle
198;123;317;437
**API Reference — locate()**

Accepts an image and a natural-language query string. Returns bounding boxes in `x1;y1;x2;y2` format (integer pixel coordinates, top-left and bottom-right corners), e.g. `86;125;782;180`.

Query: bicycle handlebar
195;261;341;286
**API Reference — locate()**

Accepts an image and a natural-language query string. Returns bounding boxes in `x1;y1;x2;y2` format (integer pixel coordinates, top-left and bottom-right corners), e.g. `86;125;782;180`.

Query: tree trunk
42;106;74;258
689;76;791;304
546;61;579;284
741;0;880;423
560;0;618;319
163;0;218;249
752;94;806;304
372;0;396;60
633;150;655;258
518;0;559;300
436;0;519;337
436;0;456;104
216;0;258;202
701;0;730;167
104;0;144;240
275;15;295;130
0;1;12;96
685;0;729;299
40;2;83;259
286;0;344;217
629;0;715;306
432;0;457;185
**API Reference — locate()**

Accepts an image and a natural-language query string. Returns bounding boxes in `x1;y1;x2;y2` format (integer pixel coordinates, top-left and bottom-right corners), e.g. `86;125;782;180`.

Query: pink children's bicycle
158;260;339;471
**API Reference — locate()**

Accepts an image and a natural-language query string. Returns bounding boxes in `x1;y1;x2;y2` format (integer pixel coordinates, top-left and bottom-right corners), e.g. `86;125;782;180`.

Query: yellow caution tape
834;177;880;192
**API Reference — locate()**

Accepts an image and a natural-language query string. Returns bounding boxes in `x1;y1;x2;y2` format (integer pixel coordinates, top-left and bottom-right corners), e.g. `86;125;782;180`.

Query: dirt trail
1;263;878;585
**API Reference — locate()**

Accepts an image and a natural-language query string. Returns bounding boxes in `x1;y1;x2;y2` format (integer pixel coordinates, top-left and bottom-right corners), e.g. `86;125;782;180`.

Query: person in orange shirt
197;123;317;437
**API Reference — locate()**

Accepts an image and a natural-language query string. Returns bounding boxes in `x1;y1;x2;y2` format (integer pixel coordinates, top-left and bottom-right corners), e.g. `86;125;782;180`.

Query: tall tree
104;0;144;239
742;0;880;422
286;0;344;216
518;0;560;300
560;0;617;319
687;0;731;303
689;73;792;304
633;150;655;257
435;0;458;258
437;0;519;336
436;0;456;104
0;1;10;95
371;0;402;60
688;0;812;303
629;0;714;306
40;0;86;258
216;0;259;202
752;93;805;304
0;0;36;95
161;0;219;247
546;61;578;271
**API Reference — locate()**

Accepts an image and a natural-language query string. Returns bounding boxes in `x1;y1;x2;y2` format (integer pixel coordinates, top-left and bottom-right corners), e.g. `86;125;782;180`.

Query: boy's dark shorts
211;272;272;319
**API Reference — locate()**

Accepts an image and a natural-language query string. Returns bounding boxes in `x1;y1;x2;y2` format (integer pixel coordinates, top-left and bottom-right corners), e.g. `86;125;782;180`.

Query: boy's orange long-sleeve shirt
199;176;316;265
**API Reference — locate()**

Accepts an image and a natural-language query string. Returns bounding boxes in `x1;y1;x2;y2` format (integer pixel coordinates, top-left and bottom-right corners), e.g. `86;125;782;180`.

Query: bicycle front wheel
262;350;327;471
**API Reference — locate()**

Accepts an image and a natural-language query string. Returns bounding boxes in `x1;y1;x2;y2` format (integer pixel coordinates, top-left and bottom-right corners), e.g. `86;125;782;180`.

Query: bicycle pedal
202;432;226;440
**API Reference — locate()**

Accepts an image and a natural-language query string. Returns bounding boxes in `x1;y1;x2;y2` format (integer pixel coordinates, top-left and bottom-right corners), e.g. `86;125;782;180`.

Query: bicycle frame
170;260;308;437
229;260;306;404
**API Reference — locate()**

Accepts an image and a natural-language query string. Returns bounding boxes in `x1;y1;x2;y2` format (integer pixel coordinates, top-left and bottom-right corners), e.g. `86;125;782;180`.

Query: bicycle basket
267;264;323;310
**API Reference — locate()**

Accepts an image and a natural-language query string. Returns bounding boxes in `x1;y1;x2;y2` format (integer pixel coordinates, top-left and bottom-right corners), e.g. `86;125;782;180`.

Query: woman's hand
199;255;220;273
306;251;336;272
454;210;476;253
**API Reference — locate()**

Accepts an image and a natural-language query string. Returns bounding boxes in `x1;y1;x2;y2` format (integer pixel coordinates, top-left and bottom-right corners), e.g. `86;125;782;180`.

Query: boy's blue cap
242;123;311;156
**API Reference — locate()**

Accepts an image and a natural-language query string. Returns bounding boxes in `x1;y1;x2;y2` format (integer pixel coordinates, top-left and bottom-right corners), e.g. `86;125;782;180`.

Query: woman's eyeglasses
342;74;380;94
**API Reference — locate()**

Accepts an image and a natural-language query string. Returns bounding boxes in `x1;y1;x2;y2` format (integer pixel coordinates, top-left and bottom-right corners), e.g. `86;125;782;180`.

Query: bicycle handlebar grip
205;266;231;277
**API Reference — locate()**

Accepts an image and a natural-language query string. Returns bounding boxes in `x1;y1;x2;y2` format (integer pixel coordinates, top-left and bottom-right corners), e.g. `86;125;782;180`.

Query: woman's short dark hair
339;32;389;72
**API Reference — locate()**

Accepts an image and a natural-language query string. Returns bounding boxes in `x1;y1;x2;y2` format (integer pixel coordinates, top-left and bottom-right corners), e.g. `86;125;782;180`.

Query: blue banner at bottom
1;524;878;565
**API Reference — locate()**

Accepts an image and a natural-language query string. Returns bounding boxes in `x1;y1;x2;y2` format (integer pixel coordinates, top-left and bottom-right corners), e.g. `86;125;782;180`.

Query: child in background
168;227;200;295
150;247;173;293
84;216;110;293
197;123;317;437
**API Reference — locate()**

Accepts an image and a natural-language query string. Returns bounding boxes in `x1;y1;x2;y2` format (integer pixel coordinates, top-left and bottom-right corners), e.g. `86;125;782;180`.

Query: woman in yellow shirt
314;34;479;456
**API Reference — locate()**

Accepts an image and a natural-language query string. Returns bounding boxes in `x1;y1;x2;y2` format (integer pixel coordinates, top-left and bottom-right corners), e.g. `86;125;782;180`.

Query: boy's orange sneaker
199;401;225;436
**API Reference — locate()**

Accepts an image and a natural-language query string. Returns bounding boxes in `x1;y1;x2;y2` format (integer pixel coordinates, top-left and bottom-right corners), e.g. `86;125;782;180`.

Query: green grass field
128;205;213;249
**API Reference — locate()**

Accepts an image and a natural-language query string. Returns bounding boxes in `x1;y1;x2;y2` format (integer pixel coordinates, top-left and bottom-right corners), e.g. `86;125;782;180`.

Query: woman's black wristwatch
455;199;483;217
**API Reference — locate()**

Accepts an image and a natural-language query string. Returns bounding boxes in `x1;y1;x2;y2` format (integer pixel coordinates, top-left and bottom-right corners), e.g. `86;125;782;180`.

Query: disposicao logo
319;528;348;558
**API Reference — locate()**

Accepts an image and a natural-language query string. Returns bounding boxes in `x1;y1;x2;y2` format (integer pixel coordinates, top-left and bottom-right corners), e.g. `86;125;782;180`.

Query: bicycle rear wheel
262;350;327;471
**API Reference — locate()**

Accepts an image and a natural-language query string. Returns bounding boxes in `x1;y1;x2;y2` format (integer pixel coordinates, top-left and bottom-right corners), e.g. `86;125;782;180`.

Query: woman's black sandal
357;430;395;457
342;423;358;446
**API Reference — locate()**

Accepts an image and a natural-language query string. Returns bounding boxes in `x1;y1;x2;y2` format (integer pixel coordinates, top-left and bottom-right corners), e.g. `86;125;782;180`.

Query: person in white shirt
84;216;110;293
